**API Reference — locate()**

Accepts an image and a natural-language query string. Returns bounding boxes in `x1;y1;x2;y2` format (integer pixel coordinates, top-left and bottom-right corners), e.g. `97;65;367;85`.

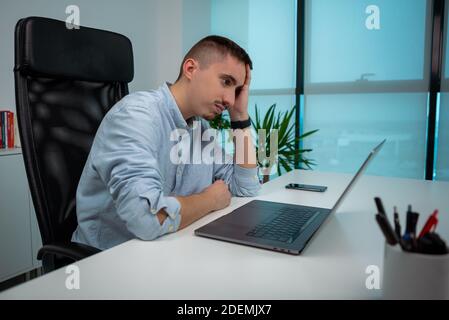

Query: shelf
0;148;22;156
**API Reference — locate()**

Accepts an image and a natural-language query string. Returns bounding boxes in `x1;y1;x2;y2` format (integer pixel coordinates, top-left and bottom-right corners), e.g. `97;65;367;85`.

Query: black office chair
14;17;134;273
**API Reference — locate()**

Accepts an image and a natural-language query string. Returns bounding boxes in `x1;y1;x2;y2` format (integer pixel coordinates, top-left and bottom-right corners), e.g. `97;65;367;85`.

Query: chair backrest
14;16;134;245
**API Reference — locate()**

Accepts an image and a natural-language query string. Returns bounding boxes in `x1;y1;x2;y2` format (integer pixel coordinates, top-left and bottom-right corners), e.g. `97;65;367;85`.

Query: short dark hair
176;35;253;82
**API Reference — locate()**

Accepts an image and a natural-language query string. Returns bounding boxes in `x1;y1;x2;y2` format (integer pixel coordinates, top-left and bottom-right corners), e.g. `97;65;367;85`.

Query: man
72;35;261;250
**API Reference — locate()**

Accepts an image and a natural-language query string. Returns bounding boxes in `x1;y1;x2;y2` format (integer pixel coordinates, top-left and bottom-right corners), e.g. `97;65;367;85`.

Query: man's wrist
229;112;249;121
197;190;215;212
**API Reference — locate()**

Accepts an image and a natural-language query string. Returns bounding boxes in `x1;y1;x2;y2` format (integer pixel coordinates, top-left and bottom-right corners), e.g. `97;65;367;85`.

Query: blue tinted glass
436;93;449;180
304;0;430;179
211;0;296;90
306;0;429;83
436;3;449;180
211;0;249;49
211;0;297;179
303;93;427;179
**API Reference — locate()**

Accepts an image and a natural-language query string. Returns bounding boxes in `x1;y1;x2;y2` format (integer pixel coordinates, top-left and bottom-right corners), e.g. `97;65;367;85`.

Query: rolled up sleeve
92;104;181;241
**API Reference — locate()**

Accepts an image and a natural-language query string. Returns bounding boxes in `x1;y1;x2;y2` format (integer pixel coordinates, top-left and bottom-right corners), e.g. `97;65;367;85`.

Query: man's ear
183;58;199;80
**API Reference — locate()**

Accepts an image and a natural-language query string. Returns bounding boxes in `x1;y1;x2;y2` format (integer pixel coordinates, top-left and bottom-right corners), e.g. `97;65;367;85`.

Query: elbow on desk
134;229;161;241
128;217;165;242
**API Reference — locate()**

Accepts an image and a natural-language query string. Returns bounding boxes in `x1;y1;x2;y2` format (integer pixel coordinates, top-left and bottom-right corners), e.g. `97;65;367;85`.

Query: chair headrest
15;16;134;83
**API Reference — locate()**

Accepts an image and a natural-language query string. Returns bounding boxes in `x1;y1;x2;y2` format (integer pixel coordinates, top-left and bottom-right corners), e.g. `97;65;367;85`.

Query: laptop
194;139;386;255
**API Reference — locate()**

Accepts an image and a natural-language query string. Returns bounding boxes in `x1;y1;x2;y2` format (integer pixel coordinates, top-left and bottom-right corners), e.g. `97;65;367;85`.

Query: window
208;0;442;180
435;1;449;181
211;0;297;122
303;0;431;179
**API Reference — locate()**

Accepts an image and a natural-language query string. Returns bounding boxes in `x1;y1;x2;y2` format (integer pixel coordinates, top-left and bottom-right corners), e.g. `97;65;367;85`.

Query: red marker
418;210;438;239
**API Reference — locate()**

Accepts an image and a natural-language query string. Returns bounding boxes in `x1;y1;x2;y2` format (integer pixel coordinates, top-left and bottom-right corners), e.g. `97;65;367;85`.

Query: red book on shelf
7;111;14;148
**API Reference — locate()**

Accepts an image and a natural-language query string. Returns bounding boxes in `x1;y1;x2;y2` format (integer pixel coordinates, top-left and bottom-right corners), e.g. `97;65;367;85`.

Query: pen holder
382;243;449;299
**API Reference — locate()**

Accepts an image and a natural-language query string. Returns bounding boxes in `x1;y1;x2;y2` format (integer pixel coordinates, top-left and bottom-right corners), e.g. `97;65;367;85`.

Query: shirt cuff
160;210;182;235
234;165;261;184
155;195;182;234
232;165;262;196
139;191;182;235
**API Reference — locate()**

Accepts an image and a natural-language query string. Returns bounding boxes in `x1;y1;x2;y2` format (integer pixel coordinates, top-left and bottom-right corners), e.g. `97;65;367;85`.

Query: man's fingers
245;64;252;86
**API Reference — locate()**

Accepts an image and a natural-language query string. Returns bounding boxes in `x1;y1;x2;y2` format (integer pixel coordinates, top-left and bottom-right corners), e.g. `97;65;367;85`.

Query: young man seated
72;35;261;250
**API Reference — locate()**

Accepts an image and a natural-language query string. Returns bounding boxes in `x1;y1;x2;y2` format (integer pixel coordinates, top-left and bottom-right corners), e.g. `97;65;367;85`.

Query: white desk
1;170;449;299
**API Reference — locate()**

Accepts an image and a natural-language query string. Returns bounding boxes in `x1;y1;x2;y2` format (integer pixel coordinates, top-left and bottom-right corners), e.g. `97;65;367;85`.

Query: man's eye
222;79;231;86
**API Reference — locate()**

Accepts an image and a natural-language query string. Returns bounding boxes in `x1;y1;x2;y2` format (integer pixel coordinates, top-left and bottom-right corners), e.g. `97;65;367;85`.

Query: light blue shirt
72;83;261;250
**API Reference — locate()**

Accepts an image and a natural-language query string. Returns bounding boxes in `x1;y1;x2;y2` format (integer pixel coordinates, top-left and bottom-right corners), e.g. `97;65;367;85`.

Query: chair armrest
37;242;101;261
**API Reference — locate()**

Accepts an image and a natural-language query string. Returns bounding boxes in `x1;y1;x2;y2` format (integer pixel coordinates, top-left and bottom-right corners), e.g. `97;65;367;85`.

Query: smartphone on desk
285;183;327;192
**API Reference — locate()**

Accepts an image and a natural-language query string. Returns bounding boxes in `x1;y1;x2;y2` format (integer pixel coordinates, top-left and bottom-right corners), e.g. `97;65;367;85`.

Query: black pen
374;197;387;216
393;206;405;250
403;205;419;251
403;205;413;251
393;206;401;239
410;210;419;251
375;213;398;246
405;205;413;236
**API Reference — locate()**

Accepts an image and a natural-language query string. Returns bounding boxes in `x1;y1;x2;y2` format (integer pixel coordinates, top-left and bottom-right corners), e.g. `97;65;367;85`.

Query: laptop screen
331;139;386;213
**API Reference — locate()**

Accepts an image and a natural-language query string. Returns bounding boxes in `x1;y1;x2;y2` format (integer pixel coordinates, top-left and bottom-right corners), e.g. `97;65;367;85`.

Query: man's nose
223;90;235;109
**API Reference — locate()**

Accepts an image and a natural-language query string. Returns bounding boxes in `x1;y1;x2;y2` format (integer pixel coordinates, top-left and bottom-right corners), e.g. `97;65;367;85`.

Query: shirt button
151;208;157;214
169;225;174;232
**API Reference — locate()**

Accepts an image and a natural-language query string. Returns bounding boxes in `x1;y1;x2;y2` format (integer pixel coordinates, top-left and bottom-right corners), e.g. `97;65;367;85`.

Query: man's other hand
203;179;231;211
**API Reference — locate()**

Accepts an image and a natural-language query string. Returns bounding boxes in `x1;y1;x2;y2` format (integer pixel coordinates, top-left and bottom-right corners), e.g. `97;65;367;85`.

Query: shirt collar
161;82;193;129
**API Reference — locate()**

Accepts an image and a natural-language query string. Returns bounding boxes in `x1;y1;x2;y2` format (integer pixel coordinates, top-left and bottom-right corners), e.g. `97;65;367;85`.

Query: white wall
182;0;211;55
0;0;211;113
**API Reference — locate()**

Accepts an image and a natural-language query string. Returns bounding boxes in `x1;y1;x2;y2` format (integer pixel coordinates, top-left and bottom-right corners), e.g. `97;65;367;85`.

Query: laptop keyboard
246;207;319;244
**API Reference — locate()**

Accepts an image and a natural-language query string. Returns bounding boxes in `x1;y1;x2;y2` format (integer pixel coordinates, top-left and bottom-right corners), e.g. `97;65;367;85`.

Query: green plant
251;104;318;176
208;104;318;178
209;113;231;130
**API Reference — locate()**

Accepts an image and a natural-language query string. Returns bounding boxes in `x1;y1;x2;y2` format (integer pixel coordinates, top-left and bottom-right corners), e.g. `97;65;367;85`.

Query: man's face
188;54;246;120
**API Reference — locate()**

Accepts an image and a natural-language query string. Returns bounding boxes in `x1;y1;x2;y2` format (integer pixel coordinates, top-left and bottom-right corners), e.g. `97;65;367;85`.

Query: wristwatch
230;118;251;129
